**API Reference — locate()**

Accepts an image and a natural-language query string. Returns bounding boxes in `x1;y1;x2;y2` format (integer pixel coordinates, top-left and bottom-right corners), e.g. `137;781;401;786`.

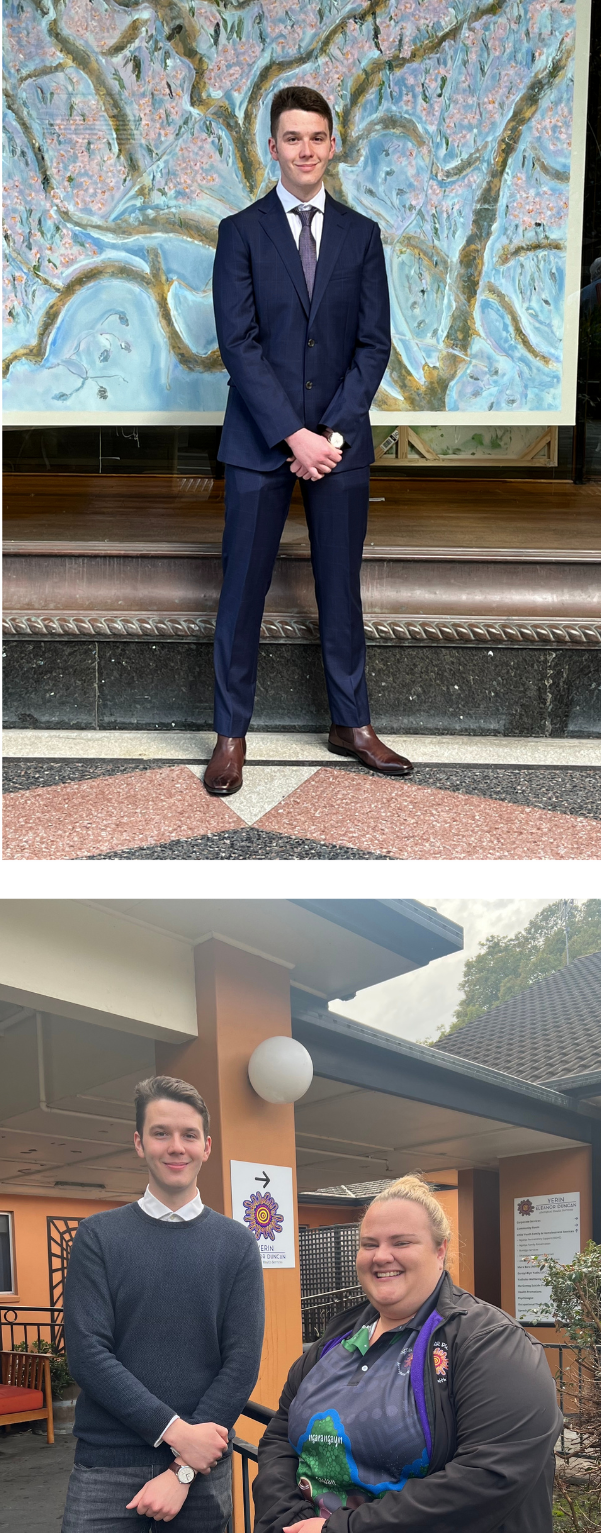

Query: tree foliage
537;1244;601;1529
442;901;601;1035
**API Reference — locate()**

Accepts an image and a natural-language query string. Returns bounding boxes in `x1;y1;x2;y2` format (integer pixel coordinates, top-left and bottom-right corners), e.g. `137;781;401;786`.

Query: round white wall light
248;1036;313;1104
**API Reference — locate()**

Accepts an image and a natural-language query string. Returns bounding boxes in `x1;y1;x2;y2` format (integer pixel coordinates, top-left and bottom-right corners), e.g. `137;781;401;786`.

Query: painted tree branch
17;61;69;85
3;76;54;192
393;232;449;278
59;203;220;249
102;17;149;57
147;247;223;370
431;32;574;403
481;282;555;368
386;340;426;409
2;255;223;378
496;237;566;266
341;111;489;184
531;148;570;184
338;0;511;151
30;0;147;177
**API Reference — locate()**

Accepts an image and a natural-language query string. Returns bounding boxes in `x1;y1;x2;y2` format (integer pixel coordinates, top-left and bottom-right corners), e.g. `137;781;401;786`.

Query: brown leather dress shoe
328;725;413;777
204;735;246;796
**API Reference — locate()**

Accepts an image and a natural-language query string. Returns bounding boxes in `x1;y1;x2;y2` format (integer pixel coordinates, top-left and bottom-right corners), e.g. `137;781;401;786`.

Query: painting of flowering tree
2;0;584;419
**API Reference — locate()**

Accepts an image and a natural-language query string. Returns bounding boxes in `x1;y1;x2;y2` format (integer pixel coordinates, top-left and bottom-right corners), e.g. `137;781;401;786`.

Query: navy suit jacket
212;186;391;472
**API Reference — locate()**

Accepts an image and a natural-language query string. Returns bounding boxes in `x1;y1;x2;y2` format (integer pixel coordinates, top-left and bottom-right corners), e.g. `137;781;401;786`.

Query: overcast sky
331;900;551;1043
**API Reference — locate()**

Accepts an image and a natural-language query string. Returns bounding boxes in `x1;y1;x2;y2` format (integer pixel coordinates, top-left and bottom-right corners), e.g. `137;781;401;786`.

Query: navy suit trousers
213;463;371;736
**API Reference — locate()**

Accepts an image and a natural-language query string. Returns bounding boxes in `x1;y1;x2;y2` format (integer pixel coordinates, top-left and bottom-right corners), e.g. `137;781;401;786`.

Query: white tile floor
4;730;601;766
186;763;318;824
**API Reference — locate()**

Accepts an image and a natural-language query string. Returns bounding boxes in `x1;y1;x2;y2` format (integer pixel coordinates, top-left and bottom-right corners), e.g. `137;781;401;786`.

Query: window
0;1212;15;1293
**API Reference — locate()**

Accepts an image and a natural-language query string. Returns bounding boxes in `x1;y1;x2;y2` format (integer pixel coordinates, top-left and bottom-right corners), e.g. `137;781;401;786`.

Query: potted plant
14;1339;78;1432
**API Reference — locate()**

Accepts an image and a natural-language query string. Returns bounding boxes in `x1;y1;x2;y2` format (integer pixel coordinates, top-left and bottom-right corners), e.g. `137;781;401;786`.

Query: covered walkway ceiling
292;1003;598;1192
294;1077;585;1190
0;1000;594;1204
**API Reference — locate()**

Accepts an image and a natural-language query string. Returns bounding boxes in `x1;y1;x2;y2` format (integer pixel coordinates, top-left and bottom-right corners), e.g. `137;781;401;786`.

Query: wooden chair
0;1350;54;1443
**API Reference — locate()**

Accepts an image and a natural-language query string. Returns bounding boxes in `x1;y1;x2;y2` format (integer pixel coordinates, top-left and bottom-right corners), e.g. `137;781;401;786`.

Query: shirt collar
277;180;326;215
139;1185;203;1221
345;1272;446;1353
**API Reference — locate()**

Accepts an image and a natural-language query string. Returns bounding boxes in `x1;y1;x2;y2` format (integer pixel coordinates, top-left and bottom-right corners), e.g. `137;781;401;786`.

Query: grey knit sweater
64;1202;265;1467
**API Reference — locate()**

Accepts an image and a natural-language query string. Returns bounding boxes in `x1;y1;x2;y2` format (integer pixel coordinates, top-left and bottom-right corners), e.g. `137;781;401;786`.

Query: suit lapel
309;193;349;325
258;188;309;317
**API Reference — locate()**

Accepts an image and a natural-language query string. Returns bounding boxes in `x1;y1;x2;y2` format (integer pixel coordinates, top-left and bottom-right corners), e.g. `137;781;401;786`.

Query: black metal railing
227;1401;274;1533
1;1305;65;1354
301;1283;363;1343
540;1343;588;1457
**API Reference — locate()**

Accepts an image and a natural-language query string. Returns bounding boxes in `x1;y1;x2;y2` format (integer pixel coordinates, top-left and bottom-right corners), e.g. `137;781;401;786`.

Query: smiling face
268;109;335;201
134;1096;211;1209
356;1198;447;1324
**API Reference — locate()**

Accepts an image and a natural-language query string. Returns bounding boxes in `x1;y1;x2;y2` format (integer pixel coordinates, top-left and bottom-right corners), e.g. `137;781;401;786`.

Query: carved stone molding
3;613;601;646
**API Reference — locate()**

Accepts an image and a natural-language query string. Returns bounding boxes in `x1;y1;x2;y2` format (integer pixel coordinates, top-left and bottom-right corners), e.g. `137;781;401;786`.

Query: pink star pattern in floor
2;766;243;860
255;769;601;860
4;759;601;860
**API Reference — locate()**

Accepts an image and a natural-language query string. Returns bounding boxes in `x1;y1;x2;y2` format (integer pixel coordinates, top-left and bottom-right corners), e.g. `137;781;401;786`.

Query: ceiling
0;1003;584;1203
90;899;460;1000
0;1006;153;1200
293;1074;584;1190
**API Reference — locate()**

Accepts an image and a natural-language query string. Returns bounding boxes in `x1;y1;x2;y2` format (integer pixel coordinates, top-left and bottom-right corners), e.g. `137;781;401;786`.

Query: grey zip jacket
253;1272;562;1533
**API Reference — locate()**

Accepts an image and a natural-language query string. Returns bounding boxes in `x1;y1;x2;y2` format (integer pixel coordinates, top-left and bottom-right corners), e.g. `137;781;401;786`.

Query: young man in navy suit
205;85;413;795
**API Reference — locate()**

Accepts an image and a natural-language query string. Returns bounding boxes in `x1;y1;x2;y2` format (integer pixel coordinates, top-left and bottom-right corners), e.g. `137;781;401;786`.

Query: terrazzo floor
4;732;601;861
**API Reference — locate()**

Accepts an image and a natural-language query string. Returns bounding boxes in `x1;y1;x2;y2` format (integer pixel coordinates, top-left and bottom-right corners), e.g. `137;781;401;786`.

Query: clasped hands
286;428;342;481
126;1418;228;1522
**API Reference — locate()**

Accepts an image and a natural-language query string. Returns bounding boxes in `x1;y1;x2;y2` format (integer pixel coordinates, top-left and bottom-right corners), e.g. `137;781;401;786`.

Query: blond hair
362;1175;452;1263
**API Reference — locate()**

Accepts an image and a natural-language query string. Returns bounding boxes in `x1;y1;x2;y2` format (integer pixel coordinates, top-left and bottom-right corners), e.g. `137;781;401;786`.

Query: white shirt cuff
154;1414;179;1448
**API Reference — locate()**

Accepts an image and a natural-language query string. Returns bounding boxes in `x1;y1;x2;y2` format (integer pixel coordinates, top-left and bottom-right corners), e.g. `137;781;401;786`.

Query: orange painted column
156;938;303;1526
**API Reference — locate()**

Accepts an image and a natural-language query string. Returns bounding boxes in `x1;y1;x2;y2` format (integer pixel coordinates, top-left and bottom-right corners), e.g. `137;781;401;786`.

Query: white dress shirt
138;1185;203;1223
138;1183;204;1448
276;180;325;256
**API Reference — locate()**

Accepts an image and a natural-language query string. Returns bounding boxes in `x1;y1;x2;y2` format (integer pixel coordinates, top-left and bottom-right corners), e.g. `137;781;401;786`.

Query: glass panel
0;1213;14;1292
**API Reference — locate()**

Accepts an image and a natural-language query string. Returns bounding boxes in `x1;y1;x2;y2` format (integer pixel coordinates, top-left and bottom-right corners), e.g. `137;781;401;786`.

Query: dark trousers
213;462;371;736
61;1456;232;1532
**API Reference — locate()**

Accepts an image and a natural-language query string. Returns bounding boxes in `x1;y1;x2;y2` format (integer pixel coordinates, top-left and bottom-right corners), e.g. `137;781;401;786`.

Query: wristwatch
168;1461;197;1485
321;427;345;450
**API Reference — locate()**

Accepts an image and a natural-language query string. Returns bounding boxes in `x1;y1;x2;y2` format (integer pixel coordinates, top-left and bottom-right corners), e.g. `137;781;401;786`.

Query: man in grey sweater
61;1074;265;1529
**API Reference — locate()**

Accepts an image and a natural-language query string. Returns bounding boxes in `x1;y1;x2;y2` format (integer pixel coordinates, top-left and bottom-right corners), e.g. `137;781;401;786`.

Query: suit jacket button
306;381;313;389
308;339;315;347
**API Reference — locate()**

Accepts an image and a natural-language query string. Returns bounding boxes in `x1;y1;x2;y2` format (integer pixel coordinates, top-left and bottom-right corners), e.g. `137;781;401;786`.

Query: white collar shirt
138;1185;203;1222
276;180;326;257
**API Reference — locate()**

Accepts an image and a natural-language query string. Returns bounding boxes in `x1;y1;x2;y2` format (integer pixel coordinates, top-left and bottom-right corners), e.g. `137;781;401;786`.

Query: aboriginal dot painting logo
433;1343;448;1383
243;1190;284;1243
517;1199;535;1217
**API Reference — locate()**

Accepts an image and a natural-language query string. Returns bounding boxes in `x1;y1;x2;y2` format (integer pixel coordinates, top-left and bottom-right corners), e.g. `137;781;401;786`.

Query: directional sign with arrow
230;1160;295;1268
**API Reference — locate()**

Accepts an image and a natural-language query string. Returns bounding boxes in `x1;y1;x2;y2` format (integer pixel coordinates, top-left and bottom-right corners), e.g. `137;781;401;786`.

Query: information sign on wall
514;1192;580;1323
230;1160;295;1269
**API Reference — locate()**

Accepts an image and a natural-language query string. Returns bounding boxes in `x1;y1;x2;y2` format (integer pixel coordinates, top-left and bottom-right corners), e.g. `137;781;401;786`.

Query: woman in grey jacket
253;1176;562;1533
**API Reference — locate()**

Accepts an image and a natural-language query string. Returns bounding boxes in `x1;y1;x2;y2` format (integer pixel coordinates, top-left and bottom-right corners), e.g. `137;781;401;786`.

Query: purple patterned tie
294;205;318;299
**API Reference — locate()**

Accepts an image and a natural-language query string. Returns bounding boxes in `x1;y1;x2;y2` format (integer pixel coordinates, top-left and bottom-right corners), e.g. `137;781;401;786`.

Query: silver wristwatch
322;428;344;450
169;1462;196;1485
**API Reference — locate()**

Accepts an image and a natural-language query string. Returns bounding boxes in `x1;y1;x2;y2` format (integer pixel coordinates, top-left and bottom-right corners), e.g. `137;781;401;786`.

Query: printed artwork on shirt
288;1325;429;1517
433;1342;449;1383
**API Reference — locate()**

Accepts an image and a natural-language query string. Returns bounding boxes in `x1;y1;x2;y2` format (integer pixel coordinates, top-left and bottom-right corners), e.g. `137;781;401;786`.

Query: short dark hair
134;1075;210;1139
270;86;333;141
